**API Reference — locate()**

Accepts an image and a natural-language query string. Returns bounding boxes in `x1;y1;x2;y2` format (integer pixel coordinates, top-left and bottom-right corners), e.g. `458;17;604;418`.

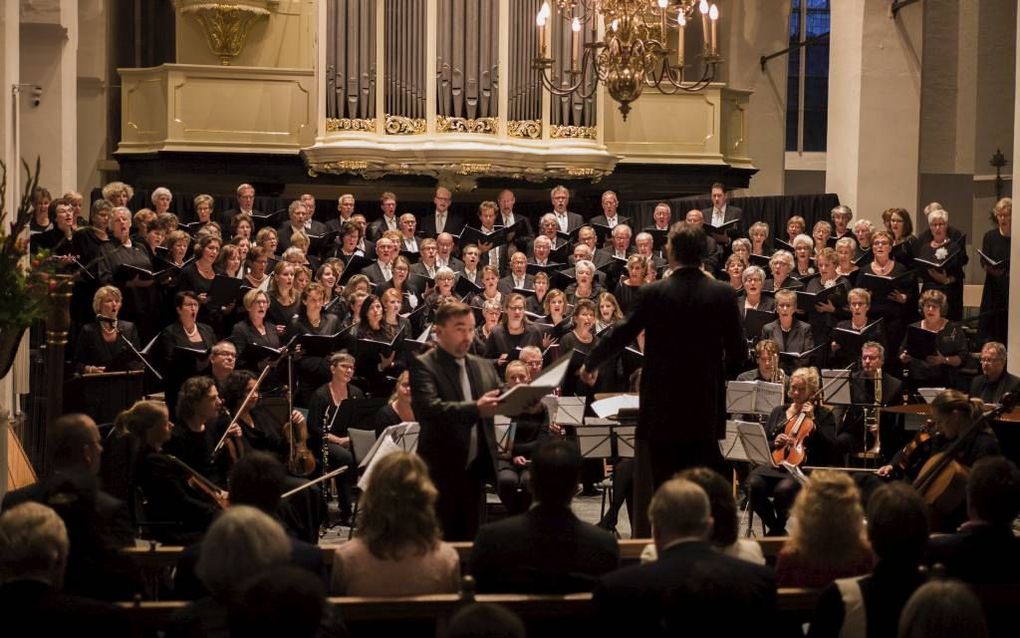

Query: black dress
70;320;145;424
913;238;968;321
900;320;967;390
305;382;366;518
613;282;642;315
158;322;217;421
483;325;543;362
978;228;1010;344
70;228;113;332
97;241;162;342
268;295;302;327
289;314;344;408
864;261;917;368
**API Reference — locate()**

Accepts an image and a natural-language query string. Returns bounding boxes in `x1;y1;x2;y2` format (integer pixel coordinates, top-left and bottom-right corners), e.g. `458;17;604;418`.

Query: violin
772;404;815;467
165;454;229;510
283;350;316;477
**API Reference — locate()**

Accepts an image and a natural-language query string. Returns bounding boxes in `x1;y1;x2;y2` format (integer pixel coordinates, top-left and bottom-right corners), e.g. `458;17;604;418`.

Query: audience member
641;467;765;565
447;603;526;638
330;452;460;596
775;470;874;588
808;482;929;638
470;439;619;593
0;502;128;636
594;478;776;637
897;580;988;638
167;506;292;637
228;566;347;638
1;413;137;600
173;452;328;599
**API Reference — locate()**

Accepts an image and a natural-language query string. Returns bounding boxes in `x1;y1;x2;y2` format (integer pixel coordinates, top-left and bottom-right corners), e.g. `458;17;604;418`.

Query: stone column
0;0;19;500
1009;4;1020;373
825;0;923;226
19;0;78;193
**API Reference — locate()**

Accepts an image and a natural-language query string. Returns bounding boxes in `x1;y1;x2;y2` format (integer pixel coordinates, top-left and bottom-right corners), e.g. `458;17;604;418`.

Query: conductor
581;221;746;536
410;301;502;541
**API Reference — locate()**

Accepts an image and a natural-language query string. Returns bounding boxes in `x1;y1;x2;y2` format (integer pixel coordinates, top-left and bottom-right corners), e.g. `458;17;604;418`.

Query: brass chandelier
533;0;722;120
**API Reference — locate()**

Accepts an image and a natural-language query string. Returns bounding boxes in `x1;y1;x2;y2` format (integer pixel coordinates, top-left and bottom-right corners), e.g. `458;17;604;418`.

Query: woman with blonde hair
774;469;873;587
330;451;459;596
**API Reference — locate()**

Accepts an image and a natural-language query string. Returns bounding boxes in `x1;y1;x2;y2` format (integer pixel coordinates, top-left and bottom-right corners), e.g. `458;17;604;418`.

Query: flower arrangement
0;158;56;333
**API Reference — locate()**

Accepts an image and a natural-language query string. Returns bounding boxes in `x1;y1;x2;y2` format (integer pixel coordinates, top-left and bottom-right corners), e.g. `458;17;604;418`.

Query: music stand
726;382;758;414
821;369;853;405
65;370;145;425
720;420;754;463
735;421;777;469
918;387;945;404
554;396;586;426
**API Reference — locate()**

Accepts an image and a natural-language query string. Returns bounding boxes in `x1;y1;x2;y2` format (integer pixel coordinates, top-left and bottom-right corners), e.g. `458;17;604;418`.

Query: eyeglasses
212;351;236;359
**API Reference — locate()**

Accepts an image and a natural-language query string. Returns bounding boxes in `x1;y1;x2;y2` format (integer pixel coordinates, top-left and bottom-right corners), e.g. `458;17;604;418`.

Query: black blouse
72;320;142;373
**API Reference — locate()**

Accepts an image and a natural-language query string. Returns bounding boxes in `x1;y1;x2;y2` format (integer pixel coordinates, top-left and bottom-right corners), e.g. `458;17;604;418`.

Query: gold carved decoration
550;125;598;140
458;163;492;175
325;118;377;133
567;167;598;177
436;116;498;135
176;1;272;66
508;120;542;139
321;160;370;172
384;115;427;135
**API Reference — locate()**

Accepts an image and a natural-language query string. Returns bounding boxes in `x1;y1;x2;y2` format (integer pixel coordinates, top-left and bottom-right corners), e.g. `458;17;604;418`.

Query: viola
893;419;934;475
165;454;229;510
772;404;816;467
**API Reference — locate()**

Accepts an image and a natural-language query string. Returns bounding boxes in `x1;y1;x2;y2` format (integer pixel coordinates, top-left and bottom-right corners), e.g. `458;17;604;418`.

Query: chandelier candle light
534;0;722;119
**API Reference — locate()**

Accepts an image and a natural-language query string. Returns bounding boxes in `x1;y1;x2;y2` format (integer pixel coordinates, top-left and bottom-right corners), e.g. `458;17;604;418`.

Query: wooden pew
118;588;822;636
121;536;793;600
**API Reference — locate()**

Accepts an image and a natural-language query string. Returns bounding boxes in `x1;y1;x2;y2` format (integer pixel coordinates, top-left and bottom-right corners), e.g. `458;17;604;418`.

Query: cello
283;349;316;477
912;392;1017;521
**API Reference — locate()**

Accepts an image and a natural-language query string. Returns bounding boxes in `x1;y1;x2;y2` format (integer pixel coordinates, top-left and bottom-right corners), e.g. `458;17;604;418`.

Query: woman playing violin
876;389;999;531
746;367;838;536
126;400;221;544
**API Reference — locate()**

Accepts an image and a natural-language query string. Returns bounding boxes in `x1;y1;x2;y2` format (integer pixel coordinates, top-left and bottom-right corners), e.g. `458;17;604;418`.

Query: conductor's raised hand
578;364;598;386
476;389;502;417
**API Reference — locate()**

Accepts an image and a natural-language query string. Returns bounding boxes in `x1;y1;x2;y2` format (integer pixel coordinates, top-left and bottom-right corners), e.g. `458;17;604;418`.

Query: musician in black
164;377;236;488
876;389;1000;532
306;352;365;525
838;341;904;458
495;361;552;515
746;367;838;536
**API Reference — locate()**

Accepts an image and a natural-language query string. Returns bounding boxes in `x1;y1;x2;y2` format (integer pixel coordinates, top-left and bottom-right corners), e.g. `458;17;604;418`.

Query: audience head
47;413;103;475
675;467;739;547
898;580;987;638
0;502;69;588
649;478;713;549
666;221;706;267
358;451;441;559
229;566;329;638
228;451;288;514
530;440;582;508
866;483;929;564
196;505;290;599
448;603;527;638
787;470;869;569
966;456;1020;527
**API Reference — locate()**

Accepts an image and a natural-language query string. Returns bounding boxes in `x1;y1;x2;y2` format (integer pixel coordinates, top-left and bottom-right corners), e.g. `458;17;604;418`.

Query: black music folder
860;270;915;299
831;319;884;353
904;325;938;359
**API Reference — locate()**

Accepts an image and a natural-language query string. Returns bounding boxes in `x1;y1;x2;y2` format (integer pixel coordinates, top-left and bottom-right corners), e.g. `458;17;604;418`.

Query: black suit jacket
589;214;631;229
470;505;619;593
2;471;137;600
587;267;745;443
418;212;466;239
278;221;327;251
497;274;535;296
701;204;744;240
359;261;392;286
217;207;260;231
0;580;129;636
761;319;815;371
366;216;400;242
594;540;776;637
410;347;501;484
926;522;1020;584
500;214;534;253
969;372;1020;405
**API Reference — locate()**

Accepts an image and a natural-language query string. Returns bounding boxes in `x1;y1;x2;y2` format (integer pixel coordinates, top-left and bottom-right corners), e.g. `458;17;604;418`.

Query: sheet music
720;420;752;462
821;369;852;405
590;393;639;419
